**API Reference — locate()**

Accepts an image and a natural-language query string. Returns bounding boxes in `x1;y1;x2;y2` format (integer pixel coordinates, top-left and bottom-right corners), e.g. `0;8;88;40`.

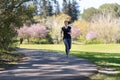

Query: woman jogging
61;20;72;58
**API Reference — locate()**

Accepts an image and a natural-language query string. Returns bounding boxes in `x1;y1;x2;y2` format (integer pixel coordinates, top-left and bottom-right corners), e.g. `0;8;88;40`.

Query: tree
62;0;79;21
82;3;120;21
62;0;68;14
30;24;48;39
17;24;48;44
17;25;31;43
72;20;88;36
82;7;99;21
0;0;35;50
47;1;53;16
99;3;120;17
36;0;54;18
69;0;79;21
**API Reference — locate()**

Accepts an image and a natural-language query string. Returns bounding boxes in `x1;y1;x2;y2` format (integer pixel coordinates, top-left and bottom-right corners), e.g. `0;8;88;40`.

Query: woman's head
64;20;71;26
64;20;68;25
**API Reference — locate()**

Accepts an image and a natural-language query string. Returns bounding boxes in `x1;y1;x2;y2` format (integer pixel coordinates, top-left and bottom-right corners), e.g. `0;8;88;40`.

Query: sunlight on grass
20;44;120;53
72;44;120;53
20;44;65;51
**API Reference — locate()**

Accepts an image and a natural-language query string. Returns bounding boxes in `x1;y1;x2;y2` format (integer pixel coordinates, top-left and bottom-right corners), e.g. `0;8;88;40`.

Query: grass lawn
19;44;120;80
19;44;120;53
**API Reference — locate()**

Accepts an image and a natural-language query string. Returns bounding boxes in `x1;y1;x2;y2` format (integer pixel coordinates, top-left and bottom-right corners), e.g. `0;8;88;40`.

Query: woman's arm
68;27;71;35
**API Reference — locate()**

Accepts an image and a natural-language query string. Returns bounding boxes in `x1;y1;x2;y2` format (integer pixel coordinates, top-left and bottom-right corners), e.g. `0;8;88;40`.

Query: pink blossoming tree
17;24;48;44
71;26;81;39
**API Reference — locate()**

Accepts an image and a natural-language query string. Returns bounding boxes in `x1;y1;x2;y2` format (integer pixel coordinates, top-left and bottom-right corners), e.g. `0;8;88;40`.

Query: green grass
19;44;120;53
19;44;120;80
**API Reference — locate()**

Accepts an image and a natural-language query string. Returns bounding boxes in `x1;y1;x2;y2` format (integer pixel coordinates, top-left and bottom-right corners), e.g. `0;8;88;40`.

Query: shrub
40;39;48;44
87;13;120;43
71;26;81;39
86;31;97;40
86;39;104;44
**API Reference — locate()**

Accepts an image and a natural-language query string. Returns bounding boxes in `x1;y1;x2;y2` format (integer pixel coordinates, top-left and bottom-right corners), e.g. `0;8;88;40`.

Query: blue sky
79;0;120;13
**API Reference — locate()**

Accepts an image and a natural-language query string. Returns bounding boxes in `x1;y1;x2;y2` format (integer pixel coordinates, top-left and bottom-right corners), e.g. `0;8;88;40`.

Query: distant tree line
82;3;120;21
33;0;79;21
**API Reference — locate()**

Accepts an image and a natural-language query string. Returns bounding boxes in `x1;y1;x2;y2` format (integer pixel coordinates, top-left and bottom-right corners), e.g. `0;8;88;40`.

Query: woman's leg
63;39;69;56
68;39;72;49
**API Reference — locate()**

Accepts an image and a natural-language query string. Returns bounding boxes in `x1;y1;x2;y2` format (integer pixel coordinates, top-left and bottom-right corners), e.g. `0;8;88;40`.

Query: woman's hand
68;32;71;35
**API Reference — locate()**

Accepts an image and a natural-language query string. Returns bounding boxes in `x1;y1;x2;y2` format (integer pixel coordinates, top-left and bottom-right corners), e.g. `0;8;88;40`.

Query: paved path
0;49;98;80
